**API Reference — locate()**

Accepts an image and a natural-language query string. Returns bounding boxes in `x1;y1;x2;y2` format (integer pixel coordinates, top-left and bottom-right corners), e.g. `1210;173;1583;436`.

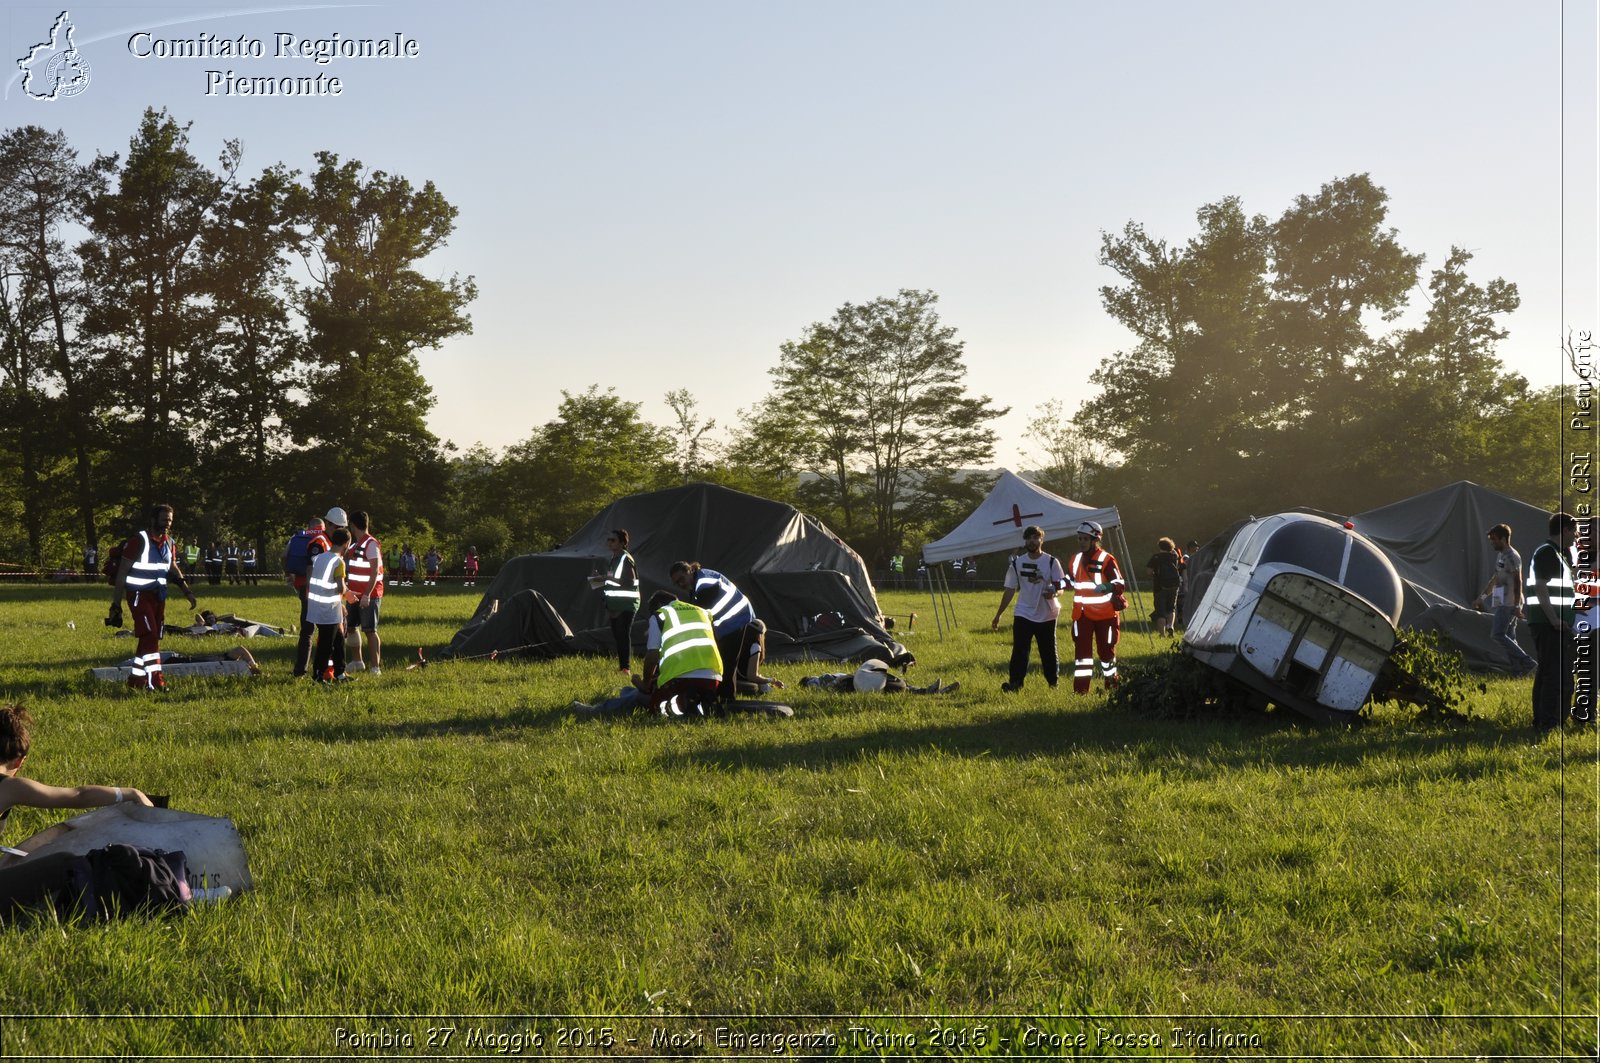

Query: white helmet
853;659;891;693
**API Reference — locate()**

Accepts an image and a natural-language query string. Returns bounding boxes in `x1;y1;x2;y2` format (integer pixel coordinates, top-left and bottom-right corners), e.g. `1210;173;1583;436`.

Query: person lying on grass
0;704;153;834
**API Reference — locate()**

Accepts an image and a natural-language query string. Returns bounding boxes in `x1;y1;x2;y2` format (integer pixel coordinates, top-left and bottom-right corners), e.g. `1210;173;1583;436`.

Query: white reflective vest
305;550;347;626
602;551;640;611
124;532;171;595
694;568;755;636
1526;541;1576;626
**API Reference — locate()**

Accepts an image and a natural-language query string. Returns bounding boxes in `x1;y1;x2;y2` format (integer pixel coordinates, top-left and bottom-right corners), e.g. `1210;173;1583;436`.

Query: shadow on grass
240;703;571;744
651;703;1564;785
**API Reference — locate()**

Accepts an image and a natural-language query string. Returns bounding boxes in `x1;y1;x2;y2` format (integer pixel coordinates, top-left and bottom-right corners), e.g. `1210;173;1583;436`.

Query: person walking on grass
991;525;1065;693
344;511;385;676
107;504;197;692
1473;523;1536;675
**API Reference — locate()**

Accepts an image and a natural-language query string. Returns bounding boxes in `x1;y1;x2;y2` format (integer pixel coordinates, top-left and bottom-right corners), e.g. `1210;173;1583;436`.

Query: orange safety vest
345;533;385;600
1068;548;1123;622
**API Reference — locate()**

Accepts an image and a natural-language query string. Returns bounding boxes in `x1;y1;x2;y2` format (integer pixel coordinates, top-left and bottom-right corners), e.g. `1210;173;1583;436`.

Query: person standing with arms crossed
991;525;1065;692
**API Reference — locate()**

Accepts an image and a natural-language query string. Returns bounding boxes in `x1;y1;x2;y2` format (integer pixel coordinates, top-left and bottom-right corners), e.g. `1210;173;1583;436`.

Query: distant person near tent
1527;511;1578;731
991;525;1065;693
463;546;480;587
590;529;639;674
1146;538;1182;637
423;547;441;586
1473;523;1536;675
671;560;757;704
1066;521;1125;693
106;505;197;692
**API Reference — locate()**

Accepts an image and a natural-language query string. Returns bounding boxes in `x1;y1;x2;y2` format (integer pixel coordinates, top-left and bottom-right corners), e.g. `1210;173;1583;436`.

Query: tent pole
1114;523;1155;650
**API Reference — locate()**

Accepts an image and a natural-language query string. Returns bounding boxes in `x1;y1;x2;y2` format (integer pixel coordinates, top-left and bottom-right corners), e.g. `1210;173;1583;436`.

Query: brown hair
1487;524;1512;541
1157;537;1176;553
0;704;34;764
669;561;700;580
609;529;630;547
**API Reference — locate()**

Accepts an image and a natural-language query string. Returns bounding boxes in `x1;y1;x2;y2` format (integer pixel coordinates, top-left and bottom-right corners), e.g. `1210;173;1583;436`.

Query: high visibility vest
184;544;199;566
346;533;385;599
694;568;755;636
124;532;171;595
656;601;722;686
1069;548;1123;622
601;551;639;611
890;555;904;573
1525;541;1576;626
305;550;346;625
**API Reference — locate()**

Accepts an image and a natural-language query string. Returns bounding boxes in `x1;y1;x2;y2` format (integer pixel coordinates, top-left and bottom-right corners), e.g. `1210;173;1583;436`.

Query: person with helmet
669;560;757;705
106;504;198;692
1066;520;1126;694
573;590;724;718
589;529;639;675
990;524;1066;692
343;510;385;676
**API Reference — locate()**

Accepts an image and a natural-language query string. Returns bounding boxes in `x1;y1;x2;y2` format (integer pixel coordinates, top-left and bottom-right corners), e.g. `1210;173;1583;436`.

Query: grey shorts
346;598;381;632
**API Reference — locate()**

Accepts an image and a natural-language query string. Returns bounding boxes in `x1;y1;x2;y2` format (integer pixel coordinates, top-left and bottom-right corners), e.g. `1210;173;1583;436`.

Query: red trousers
127;591;166;690
1071;614;1120;693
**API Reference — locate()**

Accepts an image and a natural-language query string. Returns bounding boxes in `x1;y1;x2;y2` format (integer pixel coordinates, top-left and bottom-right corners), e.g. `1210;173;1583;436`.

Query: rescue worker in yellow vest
588;528;640;675
1527;511;1579;731
572;591;723;718
107;504;197;691
1066;520;1126;694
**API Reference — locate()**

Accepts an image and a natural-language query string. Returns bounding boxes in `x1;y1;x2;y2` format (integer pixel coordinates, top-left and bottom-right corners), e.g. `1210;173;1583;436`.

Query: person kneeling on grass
0;704;153;829
573;591;724;718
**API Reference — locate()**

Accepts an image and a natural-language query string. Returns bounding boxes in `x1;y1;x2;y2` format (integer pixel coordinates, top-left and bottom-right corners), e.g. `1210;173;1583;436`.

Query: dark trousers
609;609;636;671
312;622;346;680
294;591;314;676
1532;622;1574;729
716;626;755;702
1008;615;1059;689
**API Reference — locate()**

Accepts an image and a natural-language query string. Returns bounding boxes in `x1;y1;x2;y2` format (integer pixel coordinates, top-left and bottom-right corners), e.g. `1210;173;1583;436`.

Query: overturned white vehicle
1183;513;1404;723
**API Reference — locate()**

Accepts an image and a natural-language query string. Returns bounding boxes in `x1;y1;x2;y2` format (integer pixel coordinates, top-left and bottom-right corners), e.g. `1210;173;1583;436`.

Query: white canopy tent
919;470;1139;636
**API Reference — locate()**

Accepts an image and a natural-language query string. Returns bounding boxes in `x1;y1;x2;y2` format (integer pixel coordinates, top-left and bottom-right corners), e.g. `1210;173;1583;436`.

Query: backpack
282;530;318;578
101;540;125;584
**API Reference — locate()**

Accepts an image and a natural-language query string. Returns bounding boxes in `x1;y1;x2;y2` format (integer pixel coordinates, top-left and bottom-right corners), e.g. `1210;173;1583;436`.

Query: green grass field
0;582;1594;1059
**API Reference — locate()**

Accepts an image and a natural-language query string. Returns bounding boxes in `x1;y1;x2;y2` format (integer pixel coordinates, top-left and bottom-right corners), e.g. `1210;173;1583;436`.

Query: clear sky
4;0;1595;476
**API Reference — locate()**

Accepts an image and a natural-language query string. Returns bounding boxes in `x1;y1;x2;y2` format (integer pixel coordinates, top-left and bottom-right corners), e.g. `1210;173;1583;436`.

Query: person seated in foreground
0;704;154;834
573;591;724;719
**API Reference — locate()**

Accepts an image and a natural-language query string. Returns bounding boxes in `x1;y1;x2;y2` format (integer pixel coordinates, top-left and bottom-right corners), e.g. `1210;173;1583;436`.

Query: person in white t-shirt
1473;523;1536;675
990;525;1066;693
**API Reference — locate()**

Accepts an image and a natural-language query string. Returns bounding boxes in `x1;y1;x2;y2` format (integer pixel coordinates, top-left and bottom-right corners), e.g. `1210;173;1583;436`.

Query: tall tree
290;151;476;527
197;165;306;553
495;387;671;550
79;108;239;503
766;289;1006;560
0;125;106;554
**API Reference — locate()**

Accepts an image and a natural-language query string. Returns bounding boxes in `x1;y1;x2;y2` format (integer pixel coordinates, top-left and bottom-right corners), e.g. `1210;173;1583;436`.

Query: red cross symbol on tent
992;503;1045;528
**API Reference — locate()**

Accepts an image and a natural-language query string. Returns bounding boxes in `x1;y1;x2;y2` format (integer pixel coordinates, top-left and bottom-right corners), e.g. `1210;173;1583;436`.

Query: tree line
0;113;1554;573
